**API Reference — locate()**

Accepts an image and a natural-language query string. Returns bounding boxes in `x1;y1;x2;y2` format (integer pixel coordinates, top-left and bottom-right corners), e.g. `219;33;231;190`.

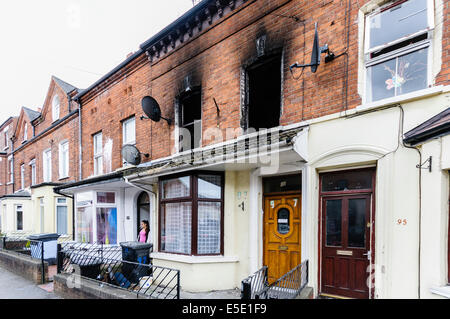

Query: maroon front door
319;168;375;299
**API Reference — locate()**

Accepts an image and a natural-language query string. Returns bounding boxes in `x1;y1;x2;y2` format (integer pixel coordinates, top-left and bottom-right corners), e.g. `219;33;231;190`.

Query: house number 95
397;219;407;226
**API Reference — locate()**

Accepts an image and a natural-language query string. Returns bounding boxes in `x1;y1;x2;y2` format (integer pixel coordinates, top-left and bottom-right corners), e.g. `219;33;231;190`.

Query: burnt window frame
241;49;284;132
158;171;225;257
176;86;203;153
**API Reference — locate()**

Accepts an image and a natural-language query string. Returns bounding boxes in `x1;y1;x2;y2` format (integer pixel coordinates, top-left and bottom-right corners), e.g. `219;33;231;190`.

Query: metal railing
241;266;268;299
241;260;309;299
57;244;181;299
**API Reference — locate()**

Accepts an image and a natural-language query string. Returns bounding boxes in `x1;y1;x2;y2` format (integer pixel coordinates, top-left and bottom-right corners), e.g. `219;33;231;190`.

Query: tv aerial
121;144;149;166
140;96;172;125
290;23;335;74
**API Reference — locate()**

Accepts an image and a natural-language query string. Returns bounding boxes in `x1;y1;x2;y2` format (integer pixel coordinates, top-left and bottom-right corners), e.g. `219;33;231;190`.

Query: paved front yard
0;265;60;299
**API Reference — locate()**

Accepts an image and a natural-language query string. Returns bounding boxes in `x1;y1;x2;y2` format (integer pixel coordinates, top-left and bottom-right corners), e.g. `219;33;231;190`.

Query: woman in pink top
138;220;150;243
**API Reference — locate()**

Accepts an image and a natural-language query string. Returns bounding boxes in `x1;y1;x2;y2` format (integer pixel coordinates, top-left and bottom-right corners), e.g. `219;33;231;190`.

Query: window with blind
159;173;224;256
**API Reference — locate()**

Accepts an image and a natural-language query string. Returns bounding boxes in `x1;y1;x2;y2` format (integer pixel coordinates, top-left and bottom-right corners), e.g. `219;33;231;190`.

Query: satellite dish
141;96;172;125
121;144;149;166
289;23;334;75
310;23;321;73
142;96;162;122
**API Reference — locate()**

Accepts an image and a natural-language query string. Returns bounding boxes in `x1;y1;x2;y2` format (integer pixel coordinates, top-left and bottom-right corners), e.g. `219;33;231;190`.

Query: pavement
0;265;60;299
181;288;241;299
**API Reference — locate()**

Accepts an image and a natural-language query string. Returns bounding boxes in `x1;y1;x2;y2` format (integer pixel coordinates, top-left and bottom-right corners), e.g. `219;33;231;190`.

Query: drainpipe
76;99;82;182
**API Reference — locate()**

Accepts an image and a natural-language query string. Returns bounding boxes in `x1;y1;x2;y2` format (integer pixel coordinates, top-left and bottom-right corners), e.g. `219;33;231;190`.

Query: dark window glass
263;174;301;194
97;192;115;204
277;208;290;235
248;54;282;131
322;170;373;192
179;89;202;151
16;209;23;231
348;199;367;248
326;200;342;247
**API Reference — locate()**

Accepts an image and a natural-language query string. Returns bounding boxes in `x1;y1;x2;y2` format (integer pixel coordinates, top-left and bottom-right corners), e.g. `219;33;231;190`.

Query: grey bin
28;233;61;265
120;242;153;283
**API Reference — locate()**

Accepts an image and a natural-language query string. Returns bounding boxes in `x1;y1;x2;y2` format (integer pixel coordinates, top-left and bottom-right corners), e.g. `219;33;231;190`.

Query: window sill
59;176;70;181
357;86;445;113
150;252;239;264
430;285;450;298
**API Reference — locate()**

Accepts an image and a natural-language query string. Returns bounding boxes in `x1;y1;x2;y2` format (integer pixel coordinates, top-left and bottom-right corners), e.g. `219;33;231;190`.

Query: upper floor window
29;159;36;186
178;88;202;152
8;156;13;184
93;132;103;176
365;0;434;103
43;149;52;182
59;141;69;179
3;127;9;150
23;123;28;142
246;54;282;131
20;164;25;190
122;117;136;146
52;95;60;122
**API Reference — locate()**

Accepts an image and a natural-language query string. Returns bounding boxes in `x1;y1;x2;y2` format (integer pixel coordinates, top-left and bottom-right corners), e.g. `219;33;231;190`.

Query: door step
318;293;353;300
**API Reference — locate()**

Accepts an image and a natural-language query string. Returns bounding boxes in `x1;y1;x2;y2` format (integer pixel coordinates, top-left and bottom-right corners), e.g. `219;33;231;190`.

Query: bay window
76;191;117;245
365;0;434;103
159;173;224;256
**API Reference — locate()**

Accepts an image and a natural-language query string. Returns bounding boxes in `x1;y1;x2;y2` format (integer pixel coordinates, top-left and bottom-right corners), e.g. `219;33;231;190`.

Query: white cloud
0;0;194;124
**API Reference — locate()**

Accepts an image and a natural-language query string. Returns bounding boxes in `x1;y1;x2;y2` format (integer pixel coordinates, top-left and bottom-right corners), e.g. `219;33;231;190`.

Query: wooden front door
321;195;372;299
263;194;301;283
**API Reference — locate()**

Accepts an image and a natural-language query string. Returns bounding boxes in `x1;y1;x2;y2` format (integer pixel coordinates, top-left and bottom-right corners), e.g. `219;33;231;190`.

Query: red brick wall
12;114;80;190
74;0;450;178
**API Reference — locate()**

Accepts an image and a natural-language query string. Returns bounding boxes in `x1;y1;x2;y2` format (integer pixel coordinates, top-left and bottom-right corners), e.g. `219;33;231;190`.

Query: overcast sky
0;0;196;125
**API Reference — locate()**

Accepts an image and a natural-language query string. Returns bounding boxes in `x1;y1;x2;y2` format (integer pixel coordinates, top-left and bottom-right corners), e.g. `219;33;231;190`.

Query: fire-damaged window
245;53;282;131
365;0;434;102
178;88;202;152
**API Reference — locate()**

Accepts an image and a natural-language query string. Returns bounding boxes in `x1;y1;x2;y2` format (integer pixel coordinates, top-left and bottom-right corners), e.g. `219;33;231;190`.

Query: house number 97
397;219;407;226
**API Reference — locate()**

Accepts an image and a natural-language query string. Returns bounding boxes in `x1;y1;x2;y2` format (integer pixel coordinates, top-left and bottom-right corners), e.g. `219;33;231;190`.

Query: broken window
178;88;202;152
365;0;433;102
246;54;282;131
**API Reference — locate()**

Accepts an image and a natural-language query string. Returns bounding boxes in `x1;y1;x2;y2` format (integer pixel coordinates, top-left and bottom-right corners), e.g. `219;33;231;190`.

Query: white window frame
74;190;118;244
29;159;36;186
3;126;9;150
59;140;69;179
20;164;25;190
8;156;13;184
15;205;23;231
364;0;435;103
23;123;28;142
93;132;103;176
43;148;52;182
122;117;136;166
122;117;136;146
56;197;68;235
52;95;60;122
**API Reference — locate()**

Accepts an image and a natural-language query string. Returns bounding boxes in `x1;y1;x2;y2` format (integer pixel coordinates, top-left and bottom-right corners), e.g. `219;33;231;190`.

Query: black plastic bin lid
70;254;102;266
28;233;61;241
120;241;153;250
